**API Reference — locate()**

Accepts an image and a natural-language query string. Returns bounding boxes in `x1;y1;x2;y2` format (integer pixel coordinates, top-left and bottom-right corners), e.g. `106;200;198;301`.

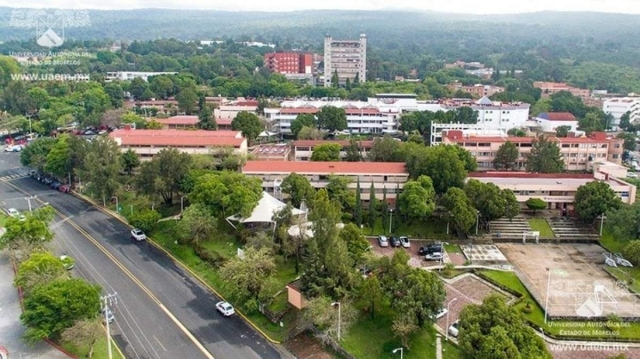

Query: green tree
135;148;192;204
398;175;436;222
526;135;564;173
617;132;637;152
1;207;55;261
197;103;217;130
555;125;572;137
281;173;315;208
382;189;389;234
80;136;122;200
619;111;633;132
368;182;377;233
298;126;324;140
453;145;478;172
61;318;104;358
317;106;347;132
128;209;161;233
339;223;369;264
176;203;217;245
355;179;363;226
526;198;547;214
232;111;263;143
310;143;342;161
503;189;520;220
390;267;446;327
358;275;383;319
146;119;163;129
392;313;419;349
331;70;339;87
441;187;477;234
326;175;356;213
246;231;279;254
176;87;198;114
458;294;551;359
120;149;140;175
129;77;150;100
368;135;403;162
103;82;124;108
190;171;263;218
291;114;316;138
465;180;507;222
574;181;622;222
579;112;605;134
45;135;71;178
605;202;640;241
623;241;640;266
405;144;467;194
303;296;357;340
21;279;101;344
220;247;276;312
15;252;67;296
20;137;56;171
345;139;363;162
493;141;519;170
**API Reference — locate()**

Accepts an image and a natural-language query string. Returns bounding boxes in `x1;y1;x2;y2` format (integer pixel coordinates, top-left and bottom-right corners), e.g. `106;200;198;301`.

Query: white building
603;96;640;129
535;112;579;133
323;34;367;87
105;71;178;82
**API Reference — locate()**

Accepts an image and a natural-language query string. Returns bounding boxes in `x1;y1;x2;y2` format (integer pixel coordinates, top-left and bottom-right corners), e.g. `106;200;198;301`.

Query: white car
627;172;638;178
131;228;146;241
102;307;115;324
6;208;19;217
425;252;443;261
448;320;459;337
18;214;26;222
432;308;448;320
378;235;389;247
399;236;410;248
216;301;235;316
60;255;74;270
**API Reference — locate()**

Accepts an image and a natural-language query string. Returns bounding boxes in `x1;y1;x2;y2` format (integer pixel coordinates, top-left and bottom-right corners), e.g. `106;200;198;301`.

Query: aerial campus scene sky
0;0;638;14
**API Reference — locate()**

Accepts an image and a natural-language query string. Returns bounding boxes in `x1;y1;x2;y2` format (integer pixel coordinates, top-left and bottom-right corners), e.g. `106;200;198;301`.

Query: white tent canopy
258;131;277;138
226;192;305;228
288;222;345;238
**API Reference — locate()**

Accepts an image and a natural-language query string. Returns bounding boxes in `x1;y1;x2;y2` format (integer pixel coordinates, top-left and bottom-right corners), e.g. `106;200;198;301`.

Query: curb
71;191;284;345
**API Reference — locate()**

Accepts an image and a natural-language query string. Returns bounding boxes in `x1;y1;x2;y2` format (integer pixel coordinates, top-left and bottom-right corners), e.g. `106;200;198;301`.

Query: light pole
130;205;133;216
475;210;480;235
25;195;37;212
599;213;606;236
392;347;403;359
100;292;118;359
181;195;187;213
331;302;341;341
544;268;551;323
111;196;119;213
445;298;458;342
389;208;394;234
67;172;72;185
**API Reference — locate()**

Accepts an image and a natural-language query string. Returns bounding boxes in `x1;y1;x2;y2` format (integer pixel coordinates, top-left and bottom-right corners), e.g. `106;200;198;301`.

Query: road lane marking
3;180;215;359
154;335;168;352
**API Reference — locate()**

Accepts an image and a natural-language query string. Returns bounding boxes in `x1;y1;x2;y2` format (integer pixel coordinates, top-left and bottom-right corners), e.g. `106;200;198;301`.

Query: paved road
0;151;286;359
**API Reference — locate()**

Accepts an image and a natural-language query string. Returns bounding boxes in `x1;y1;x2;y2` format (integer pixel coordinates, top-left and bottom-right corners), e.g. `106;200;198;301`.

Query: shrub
128;209;161;232
194;244;226;267
623;241;640;266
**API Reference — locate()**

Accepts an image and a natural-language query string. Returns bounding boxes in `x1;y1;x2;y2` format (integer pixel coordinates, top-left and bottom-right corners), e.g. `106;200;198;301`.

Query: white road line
154;335;168;352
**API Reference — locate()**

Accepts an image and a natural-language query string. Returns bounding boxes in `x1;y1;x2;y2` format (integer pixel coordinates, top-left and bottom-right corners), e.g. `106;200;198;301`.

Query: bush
194;244;226;267
236;229;253;244
623;241;640;266
128;209;161;232
522;301;533;314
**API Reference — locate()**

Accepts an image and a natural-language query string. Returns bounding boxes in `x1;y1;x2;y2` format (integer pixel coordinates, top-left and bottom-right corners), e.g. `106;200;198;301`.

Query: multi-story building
264;52;313;75
442;130;623;171
603;95;640;129
242;161;408;201
109;128;247;160
105;71;178;82
153;116;233;131
214;99;259;120
292;140;374;161
323;34;366;87
448;82;505;97
533;82;590;100
468;171;636;209
535;112;579;133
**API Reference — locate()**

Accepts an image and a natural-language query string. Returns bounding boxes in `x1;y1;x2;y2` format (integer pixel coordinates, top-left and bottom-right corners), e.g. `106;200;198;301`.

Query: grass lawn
343;303;462;359
444;243;462;254
363;218;451;239
479;270;640;340
0;213;7;228
527;218;555;238
61;337;124;359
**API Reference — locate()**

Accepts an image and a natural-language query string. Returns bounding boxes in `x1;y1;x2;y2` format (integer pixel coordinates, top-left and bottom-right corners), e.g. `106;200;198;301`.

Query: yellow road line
4;181;215;359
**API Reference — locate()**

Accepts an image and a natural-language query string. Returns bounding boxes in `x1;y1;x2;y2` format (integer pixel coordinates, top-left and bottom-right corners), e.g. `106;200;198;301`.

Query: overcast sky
1;0;638;14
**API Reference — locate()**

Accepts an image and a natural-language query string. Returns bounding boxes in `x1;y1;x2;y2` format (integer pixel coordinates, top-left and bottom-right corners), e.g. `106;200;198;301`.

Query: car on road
59;255;75;270
51;181;62;190
6;208;19;217
425;252;443;261
4;145;22;152
102;307;115;324
131;228;146;241
399;236;410;248
448;320;459;337
59;184;70;193
377;235;389;247
628;172;638;178
431;308;448;320
390;236;401;247
216;301;235;316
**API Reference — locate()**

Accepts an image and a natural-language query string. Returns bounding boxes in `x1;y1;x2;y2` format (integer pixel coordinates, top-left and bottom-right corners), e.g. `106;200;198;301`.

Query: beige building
469;172;636;209
448;82;505;97
292;140;374;161
533;82;590;100
323;34;367;87
241;161;408;201
214;99;259;120
442;131;623;171
109;129;247;160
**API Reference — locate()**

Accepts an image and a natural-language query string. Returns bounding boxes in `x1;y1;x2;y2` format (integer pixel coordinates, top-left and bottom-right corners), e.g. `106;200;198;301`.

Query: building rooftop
242;161;407;174
468;172;628;188
537;112;577;121
293;140;374;148
155;116;199;125
112;129;241;138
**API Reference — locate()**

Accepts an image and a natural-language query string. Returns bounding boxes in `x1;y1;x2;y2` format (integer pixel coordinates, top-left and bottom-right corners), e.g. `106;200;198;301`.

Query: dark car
51;181;62;189
418;243;443;255
43;177;53;185
59;184;70;193
390;236;401;247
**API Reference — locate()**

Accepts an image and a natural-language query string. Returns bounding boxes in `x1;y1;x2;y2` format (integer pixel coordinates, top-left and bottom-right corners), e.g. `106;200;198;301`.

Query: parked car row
377;235;411;248
30;171;70;193
378;236;446;261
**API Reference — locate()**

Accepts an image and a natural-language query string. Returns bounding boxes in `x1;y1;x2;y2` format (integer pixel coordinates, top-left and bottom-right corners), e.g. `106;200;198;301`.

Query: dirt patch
285;331;336;359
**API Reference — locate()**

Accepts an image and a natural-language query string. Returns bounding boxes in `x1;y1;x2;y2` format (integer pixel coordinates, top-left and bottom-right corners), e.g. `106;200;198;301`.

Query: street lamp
25;195;37;212
599;213;607;236
445;298;458;342
475;210;480;235
392;347;403;359
544;268;551;324
67;172;72;186
181;195;187;213
389;208;394;235
331;302;341;341
111;196;119;213
100;292;118;359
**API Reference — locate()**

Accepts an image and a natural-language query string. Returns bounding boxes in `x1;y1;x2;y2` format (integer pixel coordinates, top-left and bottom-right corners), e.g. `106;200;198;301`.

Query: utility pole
100;292;118;359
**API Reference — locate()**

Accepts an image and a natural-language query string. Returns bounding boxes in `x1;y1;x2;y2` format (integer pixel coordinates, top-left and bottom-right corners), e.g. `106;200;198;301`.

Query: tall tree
326;175;356;213
574;181;623;222
382;189;389;234
368;135;403;162
465;180;507;222
503;189;520;221
15;252;68;296
176;203;218;246
493;141;519;170
398;175;436;222
189;171;263;218
355;179;362;226
232;111;263;143
345;139;363;162
310;143;342;161
80;136;122;200
197;103;217;130
220;247;277;312
619;111;633;132
61;318;104;358
20;137;56;171
441;187;477;235
281;173;315;208
555;125;572;138
405;144;467;194
136;148;192;204
605;202;640;241
368;182;376;233
617;132;637;152
317;106;347;132
176;87;198;115
45;135;71;178
526;135;564;173
358;275;382;319
120;149;140;175
291;114;316;138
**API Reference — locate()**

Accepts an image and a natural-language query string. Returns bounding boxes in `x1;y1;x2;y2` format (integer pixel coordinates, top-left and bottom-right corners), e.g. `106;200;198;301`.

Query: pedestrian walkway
0;253;69;359
436;334;443;359
0;172;30;182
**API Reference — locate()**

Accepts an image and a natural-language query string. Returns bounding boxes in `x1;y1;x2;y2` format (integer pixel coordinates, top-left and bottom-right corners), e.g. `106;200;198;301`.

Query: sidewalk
0;252;69;359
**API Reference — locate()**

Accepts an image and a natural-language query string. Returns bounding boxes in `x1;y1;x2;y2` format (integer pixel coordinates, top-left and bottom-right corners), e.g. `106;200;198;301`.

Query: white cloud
0;0;638;14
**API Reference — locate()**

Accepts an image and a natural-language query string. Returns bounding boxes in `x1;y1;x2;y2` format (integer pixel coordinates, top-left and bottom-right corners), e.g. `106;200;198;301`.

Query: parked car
378;235;389;247
18;214;26;222
448;320;459;337
28;170;36;177
59;255;75;270
102;307;115;324
58;184;70;193
51;181;62;190
418;243;443;255
425;252;444;261
131;228;146;241
6;208;19;217
43;177;53;185
399;236;410;248
11;145;22;152
216;301;235;316
628;172;638;178
390;236;401;247
431;308;448;320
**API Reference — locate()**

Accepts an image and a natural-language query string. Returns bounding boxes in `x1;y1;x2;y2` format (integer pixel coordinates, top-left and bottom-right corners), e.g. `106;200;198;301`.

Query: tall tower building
323;34;367;87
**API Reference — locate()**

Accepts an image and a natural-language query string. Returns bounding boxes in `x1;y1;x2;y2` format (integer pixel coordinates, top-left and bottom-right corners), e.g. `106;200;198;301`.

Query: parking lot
497;243;640;318
367;237;449;267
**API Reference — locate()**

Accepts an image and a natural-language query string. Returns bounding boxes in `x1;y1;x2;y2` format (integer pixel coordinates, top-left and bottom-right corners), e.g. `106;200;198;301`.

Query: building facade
292;140;374;161
448;82;505;97
323;34;367;87
535;112;579;133
214;99;259;120
533;82;590;100
105;71;178;82
264;53;313;74
153;116;233;131
442;130;623;171
242;161;408;201
603;96;640;129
